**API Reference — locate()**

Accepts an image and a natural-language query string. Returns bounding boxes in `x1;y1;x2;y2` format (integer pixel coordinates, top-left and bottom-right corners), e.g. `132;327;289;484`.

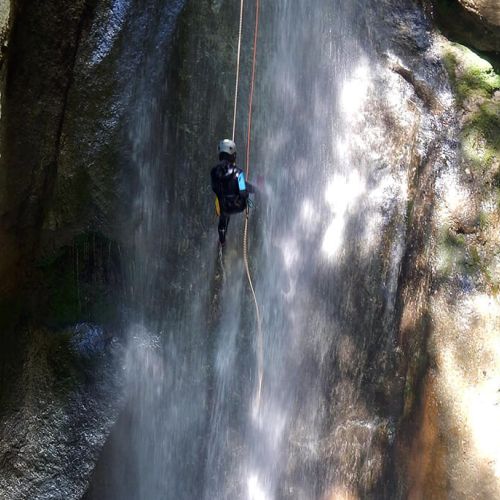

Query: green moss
406;198;415;227
436;231;459;277
437;221;500;293
442;41;499;188
444;230;466;249
436;228;482;279
478;211;490;230
462;103;500;170
466;245;481;270
442;43;500;105
438;40;500;296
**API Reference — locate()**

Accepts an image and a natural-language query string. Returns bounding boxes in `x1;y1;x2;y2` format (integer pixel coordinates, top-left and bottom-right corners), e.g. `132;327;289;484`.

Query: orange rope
245;0;260;176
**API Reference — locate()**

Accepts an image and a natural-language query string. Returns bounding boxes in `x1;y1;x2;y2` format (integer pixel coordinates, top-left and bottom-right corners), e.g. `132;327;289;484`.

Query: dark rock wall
0;0;129;307
1;0;89;294
0;1;138;497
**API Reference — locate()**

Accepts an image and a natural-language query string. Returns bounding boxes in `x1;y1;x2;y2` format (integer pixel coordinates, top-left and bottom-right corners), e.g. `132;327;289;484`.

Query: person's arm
237;171;252;198
237;171;246;194
211;165;224;196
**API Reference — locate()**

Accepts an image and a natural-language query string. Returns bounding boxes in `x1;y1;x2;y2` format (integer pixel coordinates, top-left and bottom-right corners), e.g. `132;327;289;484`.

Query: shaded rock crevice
430;0;500;54
50;0;97;205
0;0;98;295
393;144;446;498
390;63;441;111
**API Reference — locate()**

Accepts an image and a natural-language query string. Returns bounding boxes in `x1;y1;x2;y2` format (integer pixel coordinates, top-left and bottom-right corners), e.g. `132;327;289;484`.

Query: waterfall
203;1;411;498
86;0;448;498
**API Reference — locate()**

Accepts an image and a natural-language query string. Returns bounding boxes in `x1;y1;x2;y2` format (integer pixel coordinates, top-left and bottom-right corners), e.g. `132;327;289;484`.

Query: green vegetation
443;230;466;249
436;228;466;277
443;43;499;171
436;41;500;294
442;43;500;104
463;104;500;171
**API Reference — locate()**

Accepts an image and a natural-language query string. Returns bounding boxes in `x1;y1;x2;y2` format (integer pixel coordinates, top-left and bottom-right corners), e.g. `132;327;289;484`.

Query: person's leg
218;214;230;244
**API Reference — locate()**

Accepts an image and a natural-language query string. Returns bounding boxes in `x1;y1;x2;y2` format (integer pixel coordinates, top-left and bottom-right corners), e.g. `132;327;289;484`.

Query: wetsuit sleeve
211;166;223;196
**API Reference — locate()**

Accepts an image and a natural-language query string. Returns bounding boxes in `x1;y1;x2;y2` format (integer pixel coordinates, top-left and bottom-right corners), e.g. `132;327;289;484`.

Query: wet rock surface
421;35;500;498
0;324;123;500
391;2;500;497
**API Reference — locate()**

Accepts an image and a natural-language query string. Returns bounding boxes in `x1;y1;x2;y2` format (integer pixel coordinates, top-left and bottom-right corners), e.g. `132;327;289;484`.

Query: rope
245;0;259;177
242;0;262;414
232;0;245;141
243;211;263;413
230;0;262;413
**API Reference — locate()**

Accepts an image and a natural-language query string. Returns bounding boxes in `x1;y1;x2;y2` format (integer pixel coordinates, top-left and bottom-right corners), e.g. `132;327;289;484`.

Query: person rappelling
211;139;257;246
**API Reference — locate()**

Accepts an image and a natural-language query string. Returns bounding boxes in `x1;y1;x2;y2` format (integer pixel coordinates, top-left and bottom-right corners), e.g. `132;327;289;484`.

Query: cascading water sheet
206;0;414;498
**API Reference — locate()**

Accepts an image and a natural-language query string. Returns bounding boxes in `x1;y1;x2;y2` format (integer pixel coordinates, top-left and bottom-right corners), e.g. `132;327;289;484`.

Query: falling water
87;0;444;498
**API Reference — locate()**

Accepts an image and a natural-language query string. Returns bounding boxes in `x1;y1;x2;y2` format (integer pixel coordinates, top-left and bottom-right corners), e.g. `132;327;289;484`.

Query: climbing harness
232;0;263;413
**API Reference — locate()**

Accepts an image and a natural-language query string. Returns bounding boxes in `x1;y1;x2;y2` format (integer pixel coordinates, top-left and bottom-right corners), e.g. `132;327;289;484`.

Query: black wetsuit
211;159;255;244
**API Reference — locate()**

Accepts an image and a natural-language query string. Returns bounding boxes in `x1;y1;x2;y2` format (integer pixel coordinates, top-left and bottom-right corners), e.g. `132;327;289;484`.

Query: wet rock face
0;325;123;500
345;1;498;498
390;0;499;496
424;39;500;498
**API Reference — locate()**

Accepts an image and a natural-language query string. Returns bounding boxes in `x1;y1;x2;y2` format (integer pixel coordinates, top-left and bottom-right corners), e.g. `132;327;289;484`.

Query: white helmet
218;139;237;156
